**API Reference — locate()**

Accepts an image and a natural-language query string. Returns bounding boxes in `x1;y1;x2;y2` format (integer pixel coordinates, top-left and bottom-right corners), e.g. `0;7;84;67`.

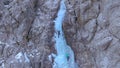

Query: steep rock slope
0;0;120;68
0;0;60;68
63;0;120;68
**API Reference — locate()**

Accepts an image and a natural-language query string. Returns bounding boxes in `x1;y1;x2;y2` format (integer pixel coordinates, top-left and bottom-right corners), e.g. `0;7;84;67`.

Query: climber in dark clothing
58;31;60;37
66;53;70;61
67;56;70;61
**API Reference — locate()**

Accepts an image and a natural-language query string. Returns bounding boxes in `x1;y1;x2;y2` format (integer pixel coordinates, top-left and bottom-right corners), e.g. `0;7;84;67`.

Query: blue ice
53;0;76;68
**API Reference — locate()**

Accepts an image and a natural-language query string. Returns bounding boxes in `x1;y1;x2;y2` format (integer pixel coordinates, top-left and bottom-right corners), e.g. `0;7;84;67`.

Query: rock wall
0;0;120;68
63;0;120;68
0;0;59;68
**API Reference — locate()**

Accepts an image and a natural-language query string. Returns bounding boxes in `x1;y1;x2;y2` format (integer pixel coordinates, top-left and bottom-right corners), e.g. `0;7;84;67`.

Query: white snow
15;52;30;63
48;53;57;62
52;0;76;68
24;52;30;62
2;63;5;68
15;52;23;62
0;41;10;47
48;54;52;62
15;52;23;59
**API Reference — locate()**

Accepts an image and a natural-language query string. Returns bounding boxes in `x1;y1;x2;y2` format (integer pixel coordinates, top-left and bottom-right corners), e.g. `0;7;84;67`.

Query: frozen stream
52;0;76;68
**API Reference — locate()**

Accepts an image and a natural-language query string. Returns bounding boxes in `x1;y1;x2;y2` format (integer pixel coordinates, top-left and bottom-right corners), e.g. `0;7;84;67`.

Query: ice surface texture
53;0;76;68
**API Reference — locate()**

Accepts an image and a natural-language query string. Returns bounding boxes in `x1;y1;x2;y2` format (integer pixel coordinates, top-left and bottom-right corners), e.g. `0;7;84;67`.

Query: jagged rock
0;0;120;68
63;0;120;68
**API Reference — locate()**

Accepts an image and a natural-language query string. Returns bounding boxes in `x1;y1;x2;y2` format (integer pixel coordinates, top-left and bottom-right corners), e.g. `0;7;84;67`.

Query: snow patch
24;52;30;63
2;63;5;68
15;52;30;63
15;52;23;62
48;53;57;62
48;55;52;62
15;52;23;59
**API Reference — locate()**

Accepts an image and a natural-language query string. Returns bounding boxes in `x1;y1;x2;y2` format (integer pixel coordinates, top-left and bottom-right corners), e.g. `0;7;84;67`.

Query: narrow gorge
0;0;120;68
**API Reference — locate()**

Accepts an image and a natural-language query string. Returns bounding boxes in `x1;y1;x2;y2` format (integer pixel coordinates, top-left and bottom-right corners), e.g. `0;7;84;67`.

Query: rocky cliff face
0;0;58;68
0;0;120;68
63;0;120;68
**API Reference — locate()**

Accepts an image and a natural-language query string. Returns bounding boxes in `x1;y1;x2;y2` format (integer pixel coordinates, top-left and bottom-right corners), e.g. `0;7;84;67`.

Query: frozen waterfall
52;0;76;68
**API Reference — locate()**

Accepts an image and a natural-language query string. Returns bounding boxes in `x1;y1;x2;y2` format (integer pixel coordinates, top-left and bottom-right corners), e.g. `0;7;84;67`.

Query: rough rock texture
0;0;59;68
0;0;120;68
63;0;120;68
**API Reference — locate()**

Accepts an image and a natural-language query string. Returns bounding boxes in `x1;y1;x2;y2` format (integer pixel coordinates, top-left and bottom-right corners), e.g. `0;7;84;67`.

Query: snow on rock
15;52;30;63
24;52;30;63
15;52;23;59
